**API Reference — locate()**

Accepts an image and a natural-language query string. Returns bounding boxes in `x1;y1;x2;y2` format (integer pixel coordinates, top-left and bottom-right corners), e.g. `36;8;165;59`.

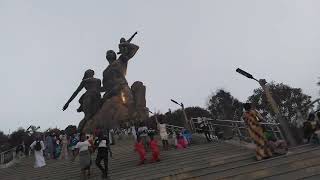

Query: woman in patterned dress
243;103;272;160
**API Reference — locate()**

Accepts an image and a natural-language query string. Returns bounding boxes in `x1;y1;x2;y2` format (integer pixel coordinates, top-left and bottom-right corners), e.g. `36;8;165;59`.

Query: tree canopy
248;82;312;126
207;89;242;120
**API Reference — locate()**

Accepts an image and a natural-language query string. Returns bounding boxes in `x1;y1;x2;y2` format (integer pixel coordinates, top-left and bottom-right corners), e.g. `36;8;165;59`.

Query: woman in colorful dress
243;103;272;160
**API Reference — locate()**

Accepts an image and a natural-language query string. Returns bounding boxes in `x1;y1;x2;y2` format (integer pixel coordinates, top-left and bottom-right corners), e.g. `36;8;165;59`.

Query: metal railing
166;124;185;133
0;147;16;167
190;117;284;142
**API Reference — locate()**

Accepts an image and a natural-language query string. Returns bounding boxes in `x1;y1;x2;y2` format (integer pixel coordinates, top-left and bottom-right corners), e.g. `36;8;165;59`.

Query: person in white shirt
73;133;93;179
30;137;46;168
60;134;69;160
131;125;137;140
94;131;112;178
137;122;149;150
157;118;169;150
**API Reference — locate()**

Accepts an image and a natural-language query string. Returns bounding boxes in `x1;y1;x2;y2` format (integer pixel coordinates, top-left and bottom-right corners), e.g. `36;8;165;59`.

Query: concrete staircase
0;135;320;180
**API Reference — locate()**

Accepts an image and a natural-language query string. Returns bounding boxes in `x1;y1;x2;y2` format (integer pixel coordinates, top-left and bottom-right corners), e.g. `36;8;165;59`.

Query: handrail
192;118;280;126
166;124;185;129
0;146;17;155
190;117;285;141
0;146;17;166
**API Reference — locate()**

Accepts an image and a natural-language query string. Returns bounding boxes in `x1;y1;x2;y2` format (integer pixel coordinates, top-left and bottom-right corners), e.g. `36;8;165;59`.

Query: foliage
9;128;27;147
165;106;211;127
207;89;243;120
248;82;312;126
0;131;9;152
64;125;77;136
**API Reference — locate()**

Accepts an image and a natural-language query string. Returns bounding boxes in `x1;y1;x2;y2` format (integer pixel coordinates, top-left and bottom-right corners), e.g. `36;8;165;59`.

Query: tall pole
170;99;191;131
236;68;297;146
258;79;297;146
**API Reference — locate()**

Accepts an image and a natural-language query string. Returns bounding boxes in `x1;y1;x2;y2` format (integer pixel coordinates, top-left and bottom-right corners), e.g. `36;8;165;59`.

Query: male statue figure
86;40;139;131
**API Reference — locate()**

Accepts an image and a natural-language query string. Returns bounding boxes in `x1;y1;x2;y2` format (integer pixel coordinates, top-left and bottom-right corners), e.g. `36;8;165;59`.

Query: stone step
111;146;250;179
1;136;318;180
185;146;320;180
1;143;241;179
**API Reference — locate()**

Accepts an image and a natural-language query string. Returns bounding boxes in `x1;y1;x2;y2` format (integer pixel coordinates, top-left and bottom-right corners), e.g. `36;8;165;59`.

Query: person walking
73;133;93;180
149;135;160;162
200;121;211;142
70;134;79;158
243;103;272;160
30;136;46;168
157;118;169;150
60;133;69;160
94;131;112;178
137;122;149;150
135;136;146;165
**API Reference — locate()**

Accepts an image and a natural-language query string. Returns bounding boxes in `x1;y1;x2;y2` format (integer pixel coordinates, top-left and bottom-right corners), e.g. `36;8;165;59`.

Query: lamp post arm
258;79;297;146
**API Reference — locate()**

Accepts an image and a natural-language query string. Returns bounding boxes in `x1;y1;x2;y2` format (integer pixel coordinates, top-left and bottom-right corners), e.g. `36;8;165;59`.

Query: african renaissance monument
63;32;148;132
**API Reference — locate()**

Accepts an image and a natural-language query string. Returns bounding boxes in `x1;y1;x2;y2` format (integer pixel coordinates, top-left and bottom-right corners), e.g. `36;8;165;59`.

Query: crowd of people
19;104;320;179
18;120;191;179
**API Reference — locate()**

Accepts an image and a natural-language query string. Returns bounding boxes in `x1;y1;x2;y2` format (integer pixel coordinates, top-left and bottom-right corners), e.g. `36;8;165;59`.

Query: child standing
135;136;146;165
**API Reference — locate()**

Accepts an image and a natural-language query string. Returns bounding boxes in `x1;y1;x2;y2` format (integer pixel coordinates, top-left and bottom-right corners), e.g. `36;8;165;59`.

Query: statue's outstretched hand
63;103;69;111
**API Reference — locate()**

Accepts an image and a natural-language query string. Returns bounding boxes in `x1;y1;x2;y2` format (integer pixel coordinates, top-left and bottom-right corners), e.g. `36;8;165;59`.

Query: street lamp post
236;68;297;146
170;99;191;131
148;109;159;123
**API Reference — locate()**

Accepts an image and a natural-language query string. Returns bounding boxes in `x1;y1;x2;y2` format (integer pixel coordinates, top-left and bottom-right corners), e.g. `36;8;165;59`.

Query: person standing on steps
149;135;160;162
131;124;137;141
70;134;79;158
94;130;112;178
30;136;46;168
200;120;211;142
60;133;69;160
242;103;272;160
135;136;146;165
73;133;93;180
137;122;149;150
157;117;169;150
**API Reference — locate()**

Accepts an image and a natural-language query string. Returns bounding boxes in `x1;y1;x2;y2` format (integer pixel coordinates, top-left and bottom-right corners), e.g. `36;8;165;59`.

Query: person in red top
149;135;160;162
135;136;146;165
176;132;187;149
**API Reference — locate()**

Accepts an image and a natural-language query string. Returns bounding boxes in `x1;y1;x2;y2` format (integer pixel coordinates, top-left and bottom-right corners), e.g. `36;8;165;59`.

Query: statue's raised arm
118;42;139;63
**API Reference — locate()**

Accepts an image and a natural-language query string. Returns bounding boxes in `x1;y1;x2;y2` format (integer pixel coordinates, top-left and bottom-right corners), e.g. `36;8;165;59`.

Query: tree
248;82;312;125
207;89;243;120
0;131;9;152
165;106;211;127
9;128;28;147
248;82;312;144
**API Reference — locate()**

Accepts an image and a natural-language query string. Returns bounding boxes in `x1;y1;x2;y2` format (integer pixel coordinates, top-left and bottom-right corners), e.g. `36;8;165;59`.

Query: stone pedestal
82;81;148;132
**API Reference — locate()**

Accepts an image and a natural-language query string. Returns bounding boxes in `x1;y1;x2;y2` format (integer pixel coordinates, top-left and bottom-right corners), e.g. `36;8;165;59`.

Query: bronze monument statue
63;69;102;131
63;32;148;132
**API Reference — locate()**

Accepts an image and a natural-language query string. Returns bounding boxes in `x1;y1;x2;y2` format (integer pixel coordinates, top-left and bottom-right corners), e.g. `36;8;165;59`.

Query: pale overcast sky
1;0;319;134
